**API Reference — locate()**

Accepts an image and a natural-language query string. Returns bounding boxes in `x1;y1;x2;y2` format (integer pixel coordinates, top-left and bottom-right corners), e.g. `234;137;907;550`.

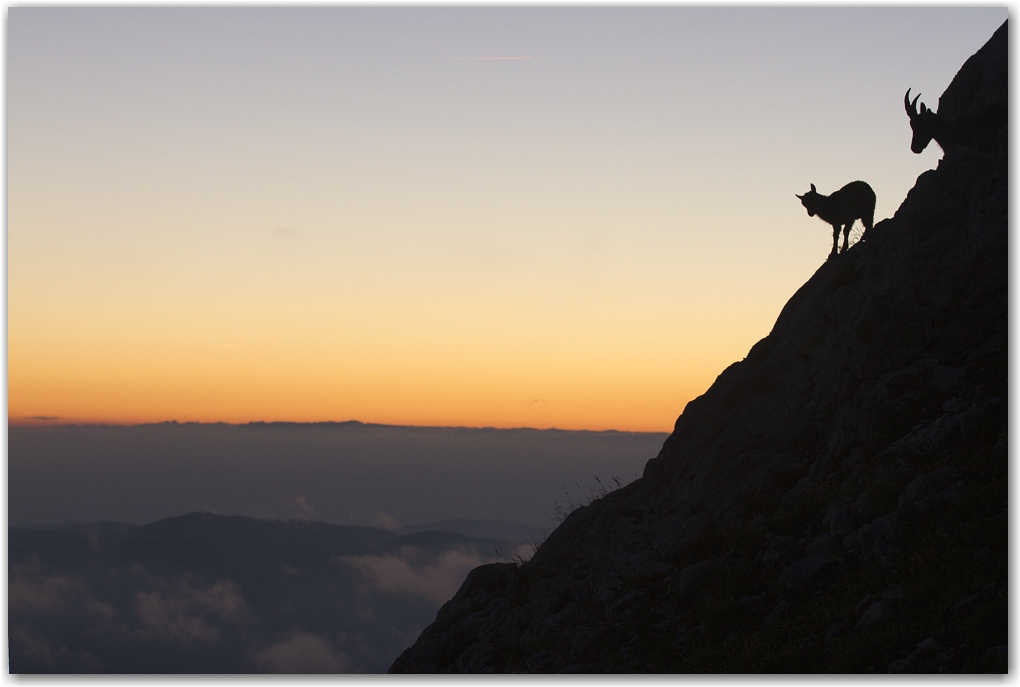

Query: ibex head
904;88;934;153
796;183;820;216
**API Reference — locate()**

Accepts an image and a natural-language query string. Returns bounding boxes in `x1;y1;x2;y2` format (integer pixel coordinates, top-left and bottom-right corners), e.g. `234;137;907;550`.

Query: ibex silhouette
797;181;876;259
904;89;1007;155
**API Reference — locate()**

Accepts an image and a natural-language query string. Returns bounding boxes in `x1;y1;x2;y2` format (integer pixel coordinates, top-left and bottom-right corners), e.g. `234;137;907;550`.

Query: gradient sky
8;7;1007;431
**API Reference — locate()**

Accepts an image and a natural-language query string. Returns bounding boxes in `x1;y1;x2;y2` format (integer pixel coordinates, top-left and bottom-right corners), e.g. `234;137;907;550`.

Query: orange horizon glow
7;351;721;433
7;298;760;433
8;308;735;433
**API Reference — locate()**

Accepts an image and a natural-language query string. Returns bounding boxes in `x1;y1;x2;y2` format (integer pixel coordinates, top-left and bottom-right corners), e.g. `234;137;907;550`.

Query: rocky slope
390;22;1007;674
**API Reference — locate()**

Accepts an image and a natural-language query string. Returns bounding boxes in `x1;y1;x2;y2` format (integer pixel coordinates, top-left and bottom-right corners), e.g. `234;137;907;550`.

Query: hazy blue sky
9;8;1007;431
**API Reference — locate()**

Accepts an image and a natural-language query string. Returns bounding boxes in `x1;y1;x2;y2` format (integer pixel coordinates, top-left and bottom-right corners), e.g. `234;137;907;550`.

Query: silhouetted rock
904;21;1007;156
390;22;1007;674
938;21;1007;118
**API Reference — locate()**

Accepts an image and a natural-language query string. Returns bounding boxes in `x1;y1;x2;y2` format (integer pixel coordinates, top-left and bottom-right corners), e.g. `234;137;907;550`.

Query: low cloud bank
255;632;352;673
135;579;250;644
9;514;524;673
341;546;494;605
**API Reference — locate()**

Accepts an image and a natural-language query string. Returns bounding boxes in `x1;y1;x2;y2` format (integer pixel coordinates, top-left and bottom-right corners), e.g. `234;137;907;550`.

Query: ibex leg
830;224;840;257
841;221;853;253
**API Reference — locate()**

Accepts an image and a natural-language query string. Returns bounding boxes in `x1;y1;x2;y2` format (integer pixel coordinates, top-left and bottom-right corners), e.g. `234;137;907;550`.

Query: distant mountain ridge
397;520;548;545
14;515;545;548
42;418;656;434
390;21;1007;674
10;422;663;529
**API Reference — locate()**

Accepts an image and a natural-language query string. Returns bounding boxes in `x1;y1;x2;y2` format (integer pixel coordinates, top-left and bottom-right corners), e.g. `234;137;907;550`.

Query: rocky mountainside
390;22;1007;674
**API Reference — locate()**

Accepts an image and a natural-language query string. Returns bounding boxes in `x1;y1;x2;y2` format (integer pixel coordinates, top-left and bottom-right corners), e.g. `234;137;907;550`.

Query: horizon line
8;417;670;435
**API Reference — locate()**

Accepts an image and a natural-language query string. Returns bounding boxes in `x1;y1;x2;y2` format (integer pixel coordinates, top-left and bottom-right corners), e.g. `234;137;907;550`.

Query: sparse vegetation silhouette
551;475;626;524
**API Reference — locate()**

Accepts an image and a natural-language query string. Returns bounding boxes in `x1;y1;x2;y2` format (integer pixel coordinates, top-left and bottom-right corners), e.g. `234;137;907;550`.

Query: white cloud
9;628;56;669
339;546;491;605
294;495;316;517
137;591;220;643
135;579;250;644
372;511;400;530
9;571;86;614
255;632;351;673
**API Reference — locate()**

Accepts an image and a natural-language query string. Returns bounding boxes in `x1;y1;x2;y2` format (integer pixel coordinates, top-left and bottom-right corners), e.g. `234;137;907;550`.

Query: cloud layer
9;514;525;673
341;545;495;605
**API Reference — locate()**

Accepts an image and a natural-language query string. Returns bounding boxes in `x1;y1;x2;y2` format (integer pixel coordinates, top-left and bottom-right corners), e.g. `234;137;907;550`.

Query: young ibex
904;89;1007;155
796;181;876;258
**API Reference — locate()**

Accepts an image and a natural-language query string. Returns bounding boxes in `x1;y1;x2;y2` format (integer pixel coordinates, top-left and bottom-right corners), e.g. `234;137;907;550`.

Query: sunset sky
8;7;1007;431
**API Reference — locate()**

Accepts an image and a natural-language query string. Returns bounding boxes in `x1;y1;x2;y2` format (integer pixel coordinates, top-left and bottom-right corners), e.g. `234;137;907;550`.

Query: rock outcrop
390;21;1007;674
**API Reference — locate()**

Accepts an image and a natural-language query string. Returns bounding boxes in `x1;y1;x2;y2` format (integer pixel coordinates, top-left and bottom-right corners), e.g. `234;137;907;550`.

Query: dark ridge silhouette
903;21;1007;156
390;20;1006;674
796;181;876;258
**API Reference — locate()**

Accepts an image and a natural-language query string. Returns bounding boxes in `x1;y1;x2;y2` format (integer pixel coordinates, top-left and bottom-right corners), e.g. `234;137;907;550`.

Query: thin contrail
452;56;534;61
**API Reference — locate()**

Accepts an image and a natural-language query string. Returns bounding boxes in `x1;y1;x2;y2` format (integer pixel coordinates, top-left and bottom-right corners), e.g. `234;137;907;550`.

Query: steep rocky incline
390;22;1007;674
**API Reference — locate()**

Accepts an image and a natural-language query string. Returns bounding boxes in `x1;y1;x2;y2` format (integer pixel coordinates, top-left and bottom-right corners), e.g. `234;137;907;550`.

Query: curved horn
810;183;816;193
904;89;920;119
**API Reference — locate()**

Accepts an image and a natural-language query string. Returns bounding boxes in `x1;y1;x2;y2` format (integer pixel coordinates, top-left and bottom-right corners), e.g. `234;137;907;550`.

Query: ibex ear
810;183;816;193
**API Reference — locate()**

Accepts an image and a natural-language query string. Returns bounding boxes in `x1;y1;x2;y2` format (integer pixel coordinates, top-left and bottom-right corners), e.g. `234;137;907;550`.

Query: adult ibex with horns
904;89;1007;155
797;181;876;259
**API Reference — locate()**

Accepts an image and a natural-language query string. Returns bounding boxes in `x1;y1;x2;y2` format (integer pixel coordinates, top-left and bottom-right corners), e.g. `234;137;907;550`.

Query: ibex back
797;181;876;258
